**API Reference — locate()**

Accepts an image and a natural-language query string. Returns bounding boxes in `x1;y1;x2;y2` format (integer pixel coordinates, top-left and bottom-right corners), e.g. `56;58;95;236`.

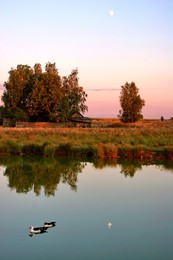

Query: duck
28;226;48;234
43;221;56;228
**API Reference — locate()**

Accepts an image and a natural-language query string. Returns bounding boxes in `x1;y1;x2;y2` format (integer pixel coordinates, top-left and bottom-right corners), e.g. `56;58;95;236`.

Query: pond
0;157;173;260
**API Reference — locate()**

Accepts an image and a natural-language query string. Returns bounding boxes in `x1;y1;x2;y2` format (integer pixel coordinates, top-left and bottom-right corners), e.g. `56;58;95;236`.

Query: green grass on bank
0;119;173;159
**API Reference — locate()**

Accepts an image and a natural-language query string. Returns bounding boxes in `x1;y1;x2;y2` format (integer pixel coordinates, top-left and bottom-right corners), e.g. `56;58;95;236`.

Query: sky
1;0;173;118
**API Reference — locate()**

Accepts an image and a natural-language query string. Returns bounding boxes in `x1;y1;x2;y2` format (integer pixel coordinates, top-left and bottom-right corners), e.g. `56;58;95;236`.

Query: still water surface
0;157;173;260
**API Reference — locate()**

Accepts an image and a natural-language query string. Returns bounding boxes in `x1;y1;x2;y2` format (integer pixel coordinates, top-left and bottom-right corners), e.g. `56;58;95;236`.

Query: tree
2;63;63;121
27;62;62;121
2;63;88;122
58;69;88;122
2;64;33;120
118;82;145;123
3;65;33;109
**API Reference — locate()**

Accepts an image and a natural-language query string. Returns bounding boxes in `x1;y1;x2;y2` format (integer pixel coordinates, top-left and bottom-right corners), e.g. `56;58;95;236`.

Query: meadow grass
0;119;172;159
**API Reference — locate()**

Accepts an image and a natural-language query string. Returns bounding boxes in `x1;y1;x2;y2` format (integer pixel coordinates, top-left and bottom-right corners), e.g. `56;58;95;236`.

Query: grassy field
0;119;173;159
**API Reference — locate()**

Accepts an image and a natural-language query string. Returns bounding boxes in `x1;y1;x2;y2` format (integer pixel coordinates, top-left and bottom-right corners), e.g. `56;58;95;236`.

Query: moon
109;10;114;16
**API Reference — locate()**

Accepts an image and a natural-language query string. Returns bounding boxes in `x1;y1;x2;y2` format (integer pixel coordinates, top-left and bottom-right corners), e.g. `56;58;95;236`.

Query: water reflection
1;157;86;196
29;232;47;238
157;160;173;172
1;157;173;196
120;160;142;177
92;158;143;177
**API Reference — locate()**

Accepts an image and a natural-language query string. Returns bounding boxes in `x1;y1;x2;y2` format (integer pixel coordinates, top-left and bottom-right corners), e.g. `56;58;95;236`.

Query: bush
44;144;57;157
94;143;118;158
22;144;44;155
55;143;73;156
6;141;22;155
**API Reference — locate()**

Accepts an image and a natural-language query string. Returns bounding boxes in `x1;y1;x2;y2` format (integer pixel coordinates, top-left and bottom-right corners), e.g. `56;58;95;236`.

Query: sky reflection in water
0;157;173;260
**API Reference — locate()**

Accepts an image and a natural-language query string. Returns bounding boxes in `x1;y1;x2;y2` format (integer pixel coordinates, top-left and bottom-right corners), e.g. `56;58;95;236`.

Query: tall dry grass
0;119;172;158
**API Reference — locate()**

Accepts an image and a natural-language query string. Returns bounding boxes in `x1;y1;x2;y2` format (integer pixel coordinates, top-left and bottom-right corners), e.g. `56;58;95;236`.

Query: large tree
118;82;145;123
58;69;88;122
27;62;62;121
2;63;88;122
2;64;33;120
2;63;62;121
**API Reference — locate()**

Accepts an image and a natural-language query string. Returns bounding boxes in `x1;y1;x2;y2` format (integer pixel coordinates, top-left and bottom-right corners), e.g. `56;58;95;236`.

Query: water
0;157;173;260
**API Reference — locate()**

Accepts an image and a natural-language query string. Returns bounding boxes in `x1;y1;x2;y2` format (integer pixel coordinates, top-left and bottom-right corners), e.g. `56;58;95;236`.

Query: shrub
55;143;73;156
164;146;173;160
118;144;133;158
94;143;118;158
44;144;57;157
22;144;44;155
6;141;22;155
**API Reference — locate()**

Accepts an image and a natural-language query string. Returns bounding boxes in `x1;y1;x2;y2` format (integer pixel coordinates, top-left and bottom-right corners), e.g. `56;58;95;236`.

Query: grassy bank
0;119;173;160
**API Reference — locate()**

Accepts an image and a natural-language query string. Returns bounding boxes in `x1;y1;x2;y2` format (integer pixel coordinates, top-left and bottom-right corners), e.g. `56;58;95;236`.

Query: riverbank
0;119;173;160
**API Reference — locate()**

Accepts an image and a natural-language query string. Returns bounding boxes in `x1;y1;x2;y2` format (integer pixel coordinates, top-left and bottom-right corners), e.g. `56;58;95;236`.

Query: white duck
28;226;48;234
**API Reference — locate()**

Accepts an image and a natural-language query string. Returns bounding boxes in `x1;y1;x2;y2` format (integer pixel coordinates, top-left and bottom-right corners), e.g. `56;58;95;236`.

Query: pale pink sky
1;0;173;119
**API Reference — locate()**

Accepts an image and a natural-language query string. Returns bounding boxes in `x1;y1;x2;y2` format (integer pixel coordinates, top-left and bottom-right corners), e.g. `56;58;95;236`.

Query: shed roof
70;112;91;123
71;112;84;118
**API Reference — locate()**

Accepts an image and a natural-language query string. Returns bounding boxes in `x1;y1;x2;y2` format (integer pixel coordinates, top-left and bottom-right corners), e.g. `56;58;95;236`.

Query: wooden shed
69;112;92;127
3;118;16;127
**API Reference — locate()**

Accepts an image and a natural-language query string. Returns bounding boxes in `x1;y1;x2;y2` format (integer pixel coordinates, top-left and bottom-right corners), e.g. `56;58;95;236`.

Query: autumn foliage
2;63;88;122
118;82;145;123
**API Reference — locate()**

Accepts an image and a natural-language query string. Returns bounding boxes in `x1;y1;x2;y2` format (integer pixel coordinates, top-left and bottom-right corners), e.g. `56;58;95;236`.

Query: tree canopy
58;69;88;122
2;63;88;122
118;82;145;123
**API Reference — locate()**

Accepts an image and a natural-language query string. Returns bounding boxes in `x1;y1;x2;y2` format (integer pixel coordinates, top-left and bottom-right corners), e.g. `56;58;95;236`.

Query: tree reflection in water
92;158;118;169
1;157;173;196
157;160;173;173
93;158;142;177
2;157;86;196
119;160;142;177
